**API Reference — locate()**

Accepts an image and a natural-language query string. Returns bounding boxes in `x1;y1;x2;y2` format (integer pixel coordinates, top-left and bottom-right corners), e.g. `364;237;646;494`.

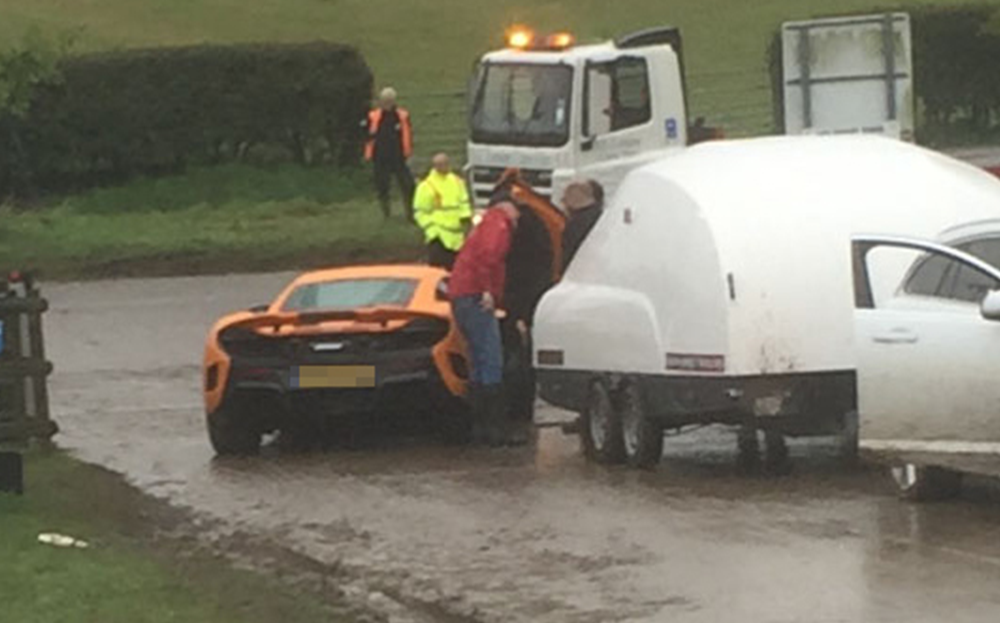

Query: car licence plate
290;366;376;389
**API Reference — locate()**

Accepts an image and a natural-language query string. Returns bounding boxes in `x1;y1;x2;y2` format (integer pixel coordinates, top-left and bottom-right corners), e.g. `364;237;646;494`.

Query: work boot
502;419;530;447
481;384;507;447
467;384;489;445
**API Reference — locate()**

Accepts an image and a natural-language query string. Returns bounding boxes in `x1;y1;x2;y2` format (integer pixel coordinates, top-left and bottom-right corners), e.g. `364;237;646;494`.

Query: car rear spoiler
222;306;447;333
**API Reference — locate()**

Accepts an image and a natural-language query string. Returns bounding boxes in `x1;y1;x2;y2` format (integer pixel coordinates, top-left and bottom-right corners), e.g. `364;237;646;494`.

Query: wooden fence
0;274;56;446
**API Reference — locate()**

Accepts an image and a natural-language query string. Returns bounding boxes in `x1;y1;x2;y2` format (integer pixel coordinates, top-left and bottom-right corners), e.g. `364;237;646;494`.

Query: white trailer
780;13;915;141
532;136;1000;470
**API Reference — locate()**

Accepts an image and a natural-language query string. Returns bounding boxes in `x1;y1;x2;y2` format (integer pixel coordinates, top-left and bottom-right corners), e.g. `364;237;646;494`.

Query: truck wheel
581;380;625;464
891;463;963;502
207;406;261;456
619;383;663;469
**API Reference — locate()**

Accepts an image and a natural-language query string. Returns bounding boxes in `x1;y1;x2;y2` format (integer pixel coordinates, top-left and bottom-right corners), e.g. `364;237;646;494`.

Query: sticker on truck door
665;118;678;139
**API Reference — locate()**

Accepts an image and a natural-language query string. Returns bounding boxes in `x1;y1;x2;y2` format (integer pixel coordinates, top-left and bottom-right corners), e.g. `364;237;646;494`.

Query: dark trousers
373;158;415;220
427;239;456;270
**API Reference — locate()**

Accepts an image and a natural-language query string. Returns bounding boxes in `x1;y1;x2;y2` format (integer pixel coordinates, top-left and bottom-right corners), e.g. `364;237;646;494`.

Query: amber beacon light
506;26;535;49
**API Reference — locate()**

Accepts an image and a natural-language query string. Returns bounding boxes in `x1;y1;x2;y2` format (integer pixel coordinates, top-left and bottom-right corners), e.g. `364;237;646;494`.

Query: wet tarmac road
44;274;1000;622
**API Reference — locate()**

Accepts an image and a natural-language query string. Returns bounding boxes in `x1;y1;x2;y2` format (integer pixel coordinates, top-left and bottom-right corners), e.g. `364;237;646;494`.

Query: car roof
939;218;1000;245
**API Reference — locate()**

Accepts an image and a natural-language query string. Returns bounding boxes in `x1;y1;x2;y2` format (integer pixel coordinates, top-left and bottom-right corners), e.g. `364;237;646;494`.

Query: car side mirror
581;135;596;152
249;304;269;313
980;290;1000;321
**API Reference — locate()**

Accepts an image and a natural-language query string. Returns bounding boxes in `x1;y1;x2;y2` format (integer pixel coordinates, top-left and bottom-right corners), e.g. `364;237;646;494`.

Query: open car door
493;170;567;421
852;234;1000;499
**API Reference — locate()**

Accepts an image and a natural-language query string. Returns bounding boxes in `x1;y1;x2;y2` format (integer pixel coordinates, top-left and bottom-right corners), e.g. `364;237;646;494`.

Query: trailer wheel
891;463;962;502
619;383;663;469
736;425;761;473
837;410;860;464
763;431;790;474
581;380;625;464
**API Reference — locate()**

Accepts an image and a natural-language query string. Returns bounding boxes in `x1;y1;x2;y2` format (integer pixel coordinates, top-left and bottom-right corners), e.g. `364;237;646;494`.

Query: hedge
0;42;373;198
767;5;1000;146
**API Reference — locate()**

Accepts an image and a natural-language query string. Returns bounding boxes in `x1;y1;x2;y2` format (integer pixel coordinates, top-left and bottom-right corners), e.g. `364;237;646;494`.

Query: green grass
4;0;998;158
3;0;999;279
0;165;424;279
0;451;352;623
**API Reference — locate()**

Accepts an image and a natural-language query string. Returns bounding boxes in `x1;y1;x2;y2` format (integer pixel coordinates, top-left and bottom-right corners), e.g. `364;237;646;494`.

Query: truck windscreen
471;63;573;147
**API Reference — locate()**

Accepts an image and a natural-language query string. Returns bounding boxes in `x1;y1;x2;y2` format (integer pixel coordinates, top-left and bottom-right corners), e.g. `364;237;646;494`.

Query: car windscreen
282;278;418;311
471;62;573;147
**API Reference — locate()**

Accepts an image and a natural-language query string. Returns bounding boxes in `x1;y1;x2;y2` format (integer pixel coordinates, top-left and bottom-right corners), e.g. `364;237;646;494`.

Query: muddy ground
42;273;1000;622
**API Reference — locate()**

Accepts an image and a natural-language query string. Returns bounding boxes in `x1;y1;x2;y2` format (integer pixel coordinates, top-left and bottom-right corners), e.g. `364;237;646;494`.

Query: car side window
903;239;1000;303
951;237;1000;303
903;254;955;298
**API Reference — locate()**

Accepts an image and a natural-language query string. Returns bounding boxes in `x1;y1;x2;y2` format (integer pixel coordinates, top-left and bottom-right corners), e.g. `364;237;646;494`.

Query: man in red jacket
449;201;522;446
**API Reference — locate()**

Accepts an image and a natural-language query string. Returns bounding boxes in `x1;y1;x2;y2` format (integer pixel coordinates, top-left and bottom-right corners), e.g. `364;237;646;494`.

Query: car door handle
872;329;919;345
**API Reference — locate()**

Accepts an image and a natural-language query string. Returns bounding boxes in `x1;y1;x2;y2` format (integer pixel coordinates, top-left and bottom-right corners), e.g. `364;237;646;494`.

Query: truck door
853;236;1000;444
578;56;654;193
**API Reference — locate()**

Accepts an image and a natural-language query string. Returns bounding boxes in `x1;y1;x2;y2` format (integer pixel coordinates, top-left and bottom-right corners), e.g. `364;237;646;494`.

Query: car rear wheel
207;406;262;456
436;395;473;445
581;380;625;464
891;463;963;502
619;382;663;469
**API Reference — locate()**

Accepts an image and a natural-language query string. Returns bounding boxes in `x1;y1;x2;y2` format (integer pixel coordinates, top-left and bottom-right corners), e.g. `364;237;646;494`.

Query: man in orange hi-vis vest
364;87;416;220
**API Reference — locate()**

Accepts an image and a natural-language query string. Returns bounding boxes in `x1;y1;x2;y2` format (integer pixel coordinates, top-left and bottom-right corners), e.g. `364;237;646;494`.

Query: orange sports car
203;265;473;454
203;174;565;455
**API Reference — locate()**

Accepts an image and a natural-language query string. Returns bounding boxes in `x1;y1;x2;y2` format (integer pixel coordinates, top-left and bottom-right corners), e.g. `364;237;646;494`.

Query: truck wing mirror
581;135;596;152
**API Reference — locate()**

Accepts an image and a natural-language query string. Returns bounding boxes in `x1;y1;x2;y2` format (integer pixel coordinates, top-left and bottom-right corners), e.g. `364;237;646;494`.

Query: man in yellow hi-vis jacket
413;153;473;269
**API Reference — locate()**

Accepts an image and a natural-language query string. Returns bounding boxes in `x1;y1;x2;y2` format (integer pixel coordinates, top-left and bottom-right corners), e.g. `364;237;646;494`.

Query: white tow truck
466;26;718;208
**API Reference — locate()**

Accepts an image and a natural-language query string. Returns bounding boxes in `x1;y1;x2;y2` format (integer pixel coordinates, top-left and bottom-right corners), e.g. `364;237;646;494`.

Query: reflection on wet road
44;274;1000;622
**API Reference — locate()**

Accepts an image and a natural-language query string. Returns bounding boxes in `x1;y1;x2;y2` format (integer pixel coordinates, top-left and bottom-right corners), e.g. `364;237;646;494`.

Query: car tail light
219;328;288;358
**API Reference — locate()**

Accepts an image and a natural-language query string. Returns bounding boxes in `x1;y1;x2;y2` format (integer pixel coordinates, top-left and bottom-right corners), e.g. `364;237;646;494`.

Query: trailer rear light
666;353;725;373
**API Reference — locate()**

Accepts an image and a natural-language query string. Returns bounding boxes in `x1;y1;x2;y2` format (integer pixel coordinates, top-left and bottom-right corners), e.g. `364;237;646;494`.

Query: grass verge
0;165;425;281
0;449;358;623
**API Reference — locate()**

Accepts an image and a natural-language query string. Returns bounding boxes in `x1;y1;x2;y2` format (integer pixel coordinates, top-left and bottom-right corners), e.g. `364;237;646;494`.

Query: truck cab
466;27;697;208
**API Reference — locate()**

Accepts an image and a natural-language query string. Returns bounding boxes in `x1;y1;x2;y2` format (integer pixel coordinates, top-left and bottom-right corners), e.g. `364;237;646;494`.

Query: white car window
903;237;1000;303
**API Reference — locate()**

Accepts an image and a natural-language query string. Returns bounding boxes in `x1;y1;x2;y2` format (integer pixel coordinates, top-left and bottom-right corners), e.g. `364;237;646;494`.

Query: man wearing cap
412;153;472;269
364;87;416;220
449;201;522;446
561;179;605;271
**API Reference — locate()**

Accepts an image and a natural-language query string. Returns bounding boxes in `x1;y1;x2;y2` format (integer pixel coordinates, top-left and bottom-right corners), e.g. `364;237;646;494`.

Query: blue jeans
452;294;503;386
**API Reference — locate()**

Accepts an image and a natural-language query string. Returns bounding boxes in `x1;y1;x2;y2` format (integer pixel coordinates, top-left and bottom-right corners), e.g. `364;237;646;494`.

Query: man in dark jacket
449;201;522;446
364;87;416;220
561;179;605;271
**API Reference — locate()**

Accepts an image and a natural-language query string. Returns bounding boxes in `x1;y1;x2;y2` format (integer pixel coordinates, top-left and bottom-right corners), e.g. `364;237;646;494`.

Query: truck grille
470;166;553;202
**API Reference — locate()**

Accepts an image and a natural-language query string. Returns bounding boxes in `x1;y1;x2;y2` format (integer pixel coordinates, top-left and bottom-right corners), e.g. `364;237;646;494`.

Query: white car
856;226;1000;500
